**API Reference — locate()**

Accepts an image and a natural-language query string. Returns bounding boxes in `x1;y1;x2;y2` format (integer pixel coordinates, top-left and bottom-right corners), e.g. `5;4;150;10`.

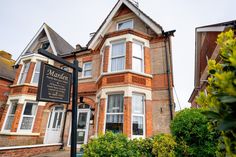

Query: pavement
32;150;70;157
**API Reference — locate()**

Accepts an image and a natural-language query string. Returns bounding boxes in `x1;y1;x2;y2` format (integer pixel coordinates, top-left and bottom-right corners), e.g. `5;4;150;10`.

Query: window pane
10;102;17;114
133;42;142;58
84;62;92;70
20;117;34;130
52;112;58;128
78;112;87;129
111;57;125;72
132;116;144;135
118;20;133;30
112;43;125;57
19;73;27;84
32;73;39;84
35;61;41;72
106;115;123;133
132;95;144;114
19;62;30;84
24;103;37;115
57;112;63;129
132;58;142;72
77;131;85;144
107;94;124;113
4;115;14;130
84;70;92;77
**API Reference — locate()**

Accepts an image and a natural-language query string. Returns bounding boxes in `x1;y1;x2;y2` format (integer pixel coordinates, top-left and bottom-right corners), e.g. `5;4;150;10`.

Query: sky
1;0;236;110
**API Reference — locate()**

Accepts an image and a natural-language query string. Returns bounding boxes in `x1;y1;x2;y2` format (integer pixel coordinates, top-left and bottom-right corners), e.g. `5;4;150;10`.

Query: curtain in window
111;42;125;72
32;61;41;83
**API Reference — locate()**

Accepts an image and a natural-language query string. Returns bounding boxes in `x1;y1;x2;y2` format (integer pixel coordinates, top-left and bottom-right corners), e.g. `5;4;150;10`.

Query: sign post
37;48;82;157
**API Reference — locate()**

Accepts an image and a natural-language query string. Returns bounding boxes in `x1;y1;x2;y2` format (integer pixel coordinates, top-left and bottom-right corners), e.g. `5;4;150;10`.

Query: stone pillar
126;41;132;70
103;46;110;72
144;47;151;74
123;97;132;137
25;62;36;83
11;103;23;132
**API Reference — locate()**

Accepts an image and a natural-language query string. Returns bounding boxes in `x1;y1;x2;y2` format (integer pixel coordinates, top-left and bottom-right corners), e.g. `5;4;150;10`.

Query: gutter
162;30;175;120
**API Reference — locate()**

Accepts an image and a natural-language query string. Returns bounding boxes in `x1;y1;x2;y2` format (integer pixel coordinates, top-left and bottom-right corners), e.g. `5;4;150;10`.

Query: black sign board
37;62;72;104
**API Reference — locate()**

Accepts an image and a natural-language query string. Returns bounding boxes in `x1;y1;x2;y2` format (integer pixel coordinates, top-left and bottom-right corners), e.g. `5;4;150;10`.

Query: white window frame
131;93;145;139
132;40;144;73
104;93;124;133
82;61;92;78
17;101;38;133
18;61;30;85
109;40;126;72
31;60;42;84
117;19;134;31
1;100;18;132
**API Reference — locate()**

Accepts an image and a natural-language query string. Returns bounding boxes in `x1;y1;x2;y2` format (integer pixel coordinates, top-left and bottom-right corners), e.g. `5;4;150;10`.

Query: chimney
0;50;12;60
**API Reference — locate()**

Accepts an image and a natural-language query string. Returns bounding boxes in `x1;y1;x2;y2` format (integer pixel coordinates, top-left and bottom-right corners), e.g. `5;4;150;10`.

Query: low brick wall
0;143;62;157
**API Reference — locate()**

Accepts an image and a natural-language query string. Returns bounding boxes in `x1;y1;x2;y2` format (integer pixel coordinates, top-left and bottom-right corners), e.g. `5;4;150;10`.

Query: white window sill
10;83;38;87
79;76;92;80
0;132;40;136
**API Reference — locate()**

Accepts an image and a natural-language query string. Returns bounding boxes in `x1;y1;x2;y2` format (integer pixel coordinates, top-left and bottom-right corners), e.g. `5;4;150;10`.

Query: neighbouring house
189;20;236;107
0;0;175;156
0;50;15;122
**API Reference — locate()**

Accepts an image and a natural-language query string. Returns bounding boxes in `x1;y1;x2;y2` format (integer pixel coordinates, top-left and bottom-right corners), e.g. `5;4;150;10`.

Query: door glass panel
52;112;58;128
77;112;87;129
77;131;85;144
57;112;63;129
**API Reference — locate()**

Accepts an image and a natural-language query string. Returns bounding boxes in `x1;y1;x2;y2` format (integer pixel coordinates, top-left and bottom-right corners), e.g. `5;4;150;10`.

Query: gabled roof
15;23;75;64
87;0;163;49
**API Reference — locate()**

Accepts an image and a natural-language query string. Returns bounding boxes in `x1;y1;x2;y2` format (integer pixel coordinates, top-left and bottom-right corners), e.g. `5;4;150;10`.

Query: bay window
132;41;144;73
132;94;145;138
82;62;92;77
18;61;30;84
4;100;18;131
111;41;125;72
19;102;38;131
106;94;124;133
32;61;41;84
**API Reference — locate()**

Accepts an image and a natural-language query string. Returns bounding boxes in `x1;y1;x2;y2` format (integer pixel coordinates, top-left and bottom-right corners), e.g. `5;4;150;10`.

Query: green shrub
170;108;218;157
82;131;140;157
152;134;176;157
131;138;154;157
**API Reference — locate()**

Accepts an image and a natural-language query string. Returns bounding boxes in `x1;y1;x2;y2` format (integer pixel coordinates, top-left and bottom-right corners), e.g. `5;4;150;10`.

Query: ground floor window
19;102;38;131
132;93;145;138
106;94;124;133
4;100;18;131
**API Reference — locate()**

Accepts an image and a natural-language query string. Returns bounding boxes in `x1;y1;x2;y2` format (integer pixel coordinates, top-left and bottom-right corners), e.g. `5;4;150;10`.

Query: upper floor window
32;61;41;84
19;102;38;132
41;41;50;50
117;19;133;31
132;41;144;73
111;41;125;72
106;94;124;133
4;100;18;131
132;93;145;138
82;62;92;77
18;61;30;84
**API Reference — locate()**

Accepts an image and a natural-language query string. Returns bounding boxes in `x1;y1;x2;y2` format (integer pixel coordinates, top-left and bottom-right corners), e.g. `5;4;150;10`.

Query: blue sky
1;0;236;110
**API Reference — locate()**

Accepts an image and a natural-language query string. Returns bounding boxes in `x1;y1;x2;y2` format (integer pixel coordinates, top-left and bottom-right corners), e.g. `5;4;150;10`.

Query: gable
87;0;163;50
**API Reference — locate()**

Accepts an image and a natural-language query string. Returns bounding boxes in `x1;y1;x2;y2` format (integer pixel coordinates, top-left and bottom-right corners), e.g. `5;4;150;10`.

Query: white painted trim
96;85;152;100
0;143;62;151
196;26;225;32
0;132;40;136
82;61;92;78
43;25;58;56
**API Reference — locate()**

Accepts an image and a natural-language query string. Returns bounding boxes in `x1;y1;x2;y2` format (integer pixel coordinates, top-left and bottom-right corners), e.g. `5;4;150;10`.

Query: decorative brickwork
107;75;125;84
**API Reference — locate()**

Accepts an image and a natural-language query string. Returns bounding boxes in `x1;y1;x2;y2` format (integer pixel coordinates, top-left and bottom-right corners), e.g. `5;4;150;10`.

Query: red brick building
189;20;236;107
0;0;175;155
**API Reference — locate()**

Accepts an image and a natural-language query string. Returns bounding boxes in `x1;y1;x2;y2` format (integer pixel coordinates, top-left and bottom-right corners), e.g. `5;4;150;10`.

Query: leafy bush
152;134;176;157
196;29;236;156
131;137;154;157
170;108;218;157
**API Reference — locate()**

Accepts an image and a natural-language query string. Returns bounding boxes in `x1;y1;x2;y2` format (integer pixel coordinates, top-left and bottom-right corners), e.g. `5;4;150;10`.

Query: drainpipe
60;103;69;149
162;30;175;120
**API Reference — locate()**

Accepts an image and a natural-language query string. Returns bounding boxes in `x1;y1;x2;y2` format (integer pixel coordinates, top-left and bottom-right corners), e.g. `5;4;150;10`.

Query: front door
68;109;90;146
77;109;90;144
44;106;64;144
